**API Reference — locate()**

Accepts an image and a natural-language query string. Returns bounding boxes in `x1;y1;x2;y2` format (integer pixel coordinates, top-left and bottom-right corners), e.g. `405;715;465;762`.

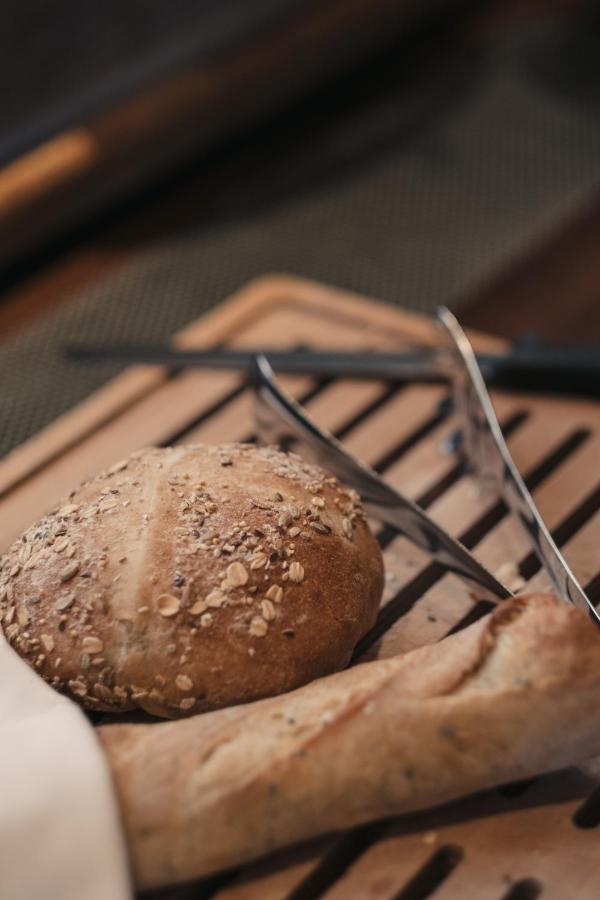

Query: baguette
99;593;600;890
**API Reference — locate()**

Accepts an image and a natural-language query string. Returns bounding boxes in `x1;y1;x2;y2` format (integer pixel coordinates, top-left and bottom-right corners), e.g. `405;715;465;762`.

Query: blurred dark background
1;0;600;456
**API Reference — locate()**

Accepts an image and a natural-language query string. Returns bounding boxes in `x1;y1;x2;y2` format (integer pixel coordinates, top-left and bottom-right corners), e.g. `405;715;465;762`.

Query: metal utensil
252;354;511;605
66;342;600;396
438;306;600;626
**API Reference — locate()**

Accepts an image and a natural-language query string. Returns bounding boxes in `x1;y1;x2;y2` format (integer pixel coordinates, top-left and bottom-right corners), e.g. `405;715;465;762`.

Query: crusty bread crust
99;594;600;889
0;444;383;717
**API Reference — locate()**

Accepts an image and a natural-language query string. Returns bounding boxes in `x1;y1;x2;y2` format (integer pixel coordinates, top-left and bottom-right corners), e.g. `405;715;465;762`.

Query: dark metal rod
65;344;600;396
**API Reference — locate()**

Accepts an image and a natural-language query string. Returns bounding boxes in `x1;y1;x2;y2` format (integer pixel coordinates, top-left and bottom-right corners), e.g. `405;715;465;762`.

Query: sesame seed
342;517;353;539
200;613;213;628
175;674;193;692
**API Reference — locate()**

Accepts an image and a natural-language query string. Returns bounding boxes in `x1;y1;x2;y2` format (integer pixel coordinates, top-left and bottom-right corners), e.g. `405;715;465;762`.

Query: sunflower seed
310;522;331;535
59;561;79;582
55;594;74;611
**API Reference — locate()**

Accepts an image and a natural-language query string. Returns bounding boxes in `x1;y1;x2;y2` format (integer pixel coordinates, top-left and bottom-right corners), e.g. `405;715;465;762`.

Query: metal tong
252;354;511;606
438;307;600;626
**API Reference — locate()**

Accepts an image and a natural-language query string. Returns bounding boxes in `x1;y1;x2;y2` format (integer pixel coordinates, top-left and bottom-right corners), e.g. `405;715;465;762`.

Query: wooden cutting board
2;275;599;900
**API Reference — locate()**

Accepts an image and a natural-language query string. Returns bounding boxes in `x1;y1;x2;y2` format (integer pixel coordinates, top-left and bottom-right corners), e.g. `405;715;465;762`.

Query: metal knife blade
437;306;600;626
252;354;512;605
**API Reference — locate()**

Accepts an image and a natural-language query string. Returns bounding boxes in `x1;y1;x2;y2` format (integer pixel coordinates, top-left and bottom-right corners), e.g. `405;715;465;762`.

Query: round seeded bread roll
0;444;383;718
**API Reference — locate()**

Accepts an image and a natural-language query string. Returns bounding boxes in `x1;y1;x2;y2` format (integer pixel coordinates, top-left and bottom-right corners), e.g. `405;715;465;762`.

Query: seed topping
40;634;54;652
59;561;79;582
250;553;268;570
82;636;104;654
266;584;284;603
190;599;208;615
180;697;196;711
226;561;248;587
176;674;193;691
288;561;305;583
249;616;268;637
157;594;181;617
261;599;276;622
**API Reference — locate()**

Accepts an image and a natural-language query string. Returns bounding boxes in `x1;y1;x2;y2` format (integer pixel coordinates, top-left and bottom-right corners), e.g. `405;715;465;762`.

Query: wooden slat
1;274;599;900
322;771;599;900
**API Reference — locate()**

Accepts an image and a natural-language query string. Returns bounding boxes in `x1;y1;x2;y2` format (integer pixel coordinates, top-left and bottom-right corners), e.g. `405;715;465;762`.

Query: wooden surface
2;274;600;899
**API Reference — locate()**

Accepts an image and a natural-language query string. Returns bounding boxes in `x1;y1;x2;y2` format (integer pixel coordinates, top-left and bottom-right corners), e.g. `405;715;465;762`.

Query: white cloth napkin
0;635;132;900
